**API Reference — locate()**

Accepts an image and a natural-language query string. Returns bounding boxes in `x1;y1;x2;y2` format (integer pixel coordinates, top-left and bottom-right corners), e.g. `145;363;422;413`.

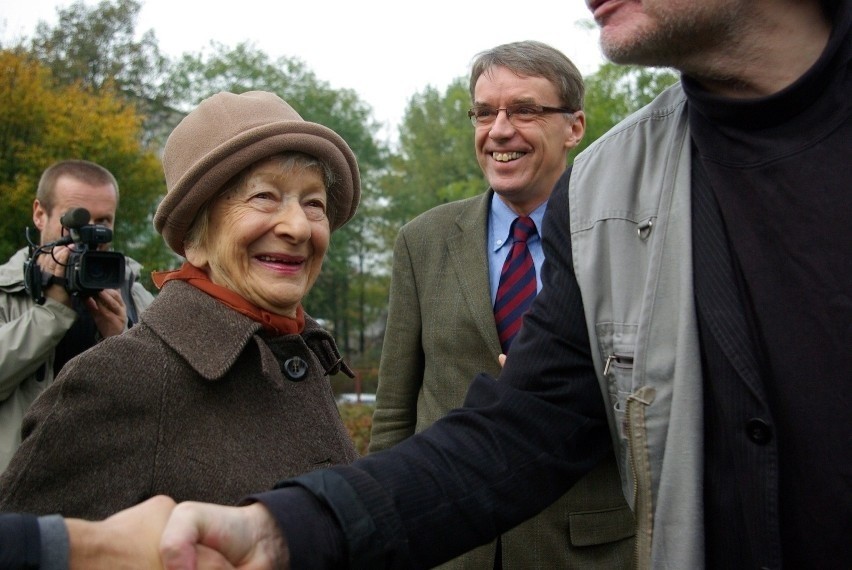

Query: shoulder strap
121;262;139;326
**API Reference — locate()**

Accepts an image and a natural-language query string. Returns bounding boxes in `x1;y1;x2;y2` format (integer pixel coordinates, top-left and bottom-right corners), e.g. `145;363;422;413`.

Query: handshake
35;498;287;569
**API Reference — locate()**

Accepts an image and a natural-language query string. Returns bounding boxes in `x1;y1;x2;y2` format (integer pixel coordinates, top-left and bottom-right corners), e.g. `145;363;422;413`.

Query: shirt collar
489;193;547;253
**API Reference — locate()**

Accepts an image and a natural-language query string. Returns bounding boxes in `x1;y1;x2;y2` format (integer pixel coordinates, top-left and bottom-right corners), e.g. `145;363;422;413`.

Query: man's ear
32;199;48;232
564;110;586;149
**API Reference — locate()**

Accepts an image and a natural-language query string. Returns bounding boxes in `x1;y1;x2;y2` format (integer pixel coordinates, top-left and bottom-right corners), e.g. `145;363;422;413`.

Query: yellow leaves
0;50;143;172
0;52;49;164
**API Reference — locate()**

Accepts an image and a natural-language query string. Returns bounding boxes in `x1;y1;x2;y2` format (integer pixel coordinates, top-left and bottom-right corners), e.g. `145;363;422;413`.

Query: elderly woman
0;91;361;519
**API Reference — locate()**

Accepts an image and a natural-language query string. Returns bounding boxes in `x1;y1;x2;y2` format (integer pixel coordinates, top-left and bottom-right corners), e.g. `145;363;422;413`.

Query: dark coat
0;280;358;519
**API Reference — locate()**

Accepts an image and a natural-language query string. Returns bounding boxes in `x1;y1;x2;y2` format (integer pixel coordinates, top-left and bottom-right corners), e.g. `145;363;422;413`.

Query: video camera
24;207;125;304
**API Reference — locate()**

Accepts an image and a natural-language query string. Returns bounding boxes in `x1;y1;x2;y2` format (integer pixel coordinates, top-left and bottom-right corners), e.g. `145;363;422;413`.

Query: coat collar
142;281;352;380
446;191;502;353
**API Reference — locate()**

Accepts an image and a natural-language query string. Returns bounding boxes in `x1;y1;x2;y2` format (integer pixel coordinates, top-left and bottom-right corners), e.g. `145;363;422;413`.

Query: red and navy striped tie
494;215;537;353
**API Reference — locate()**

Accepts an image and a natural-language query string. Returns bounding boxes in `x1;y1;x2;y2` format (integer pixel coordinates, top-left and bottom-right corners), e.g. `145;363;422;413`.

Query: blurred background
0;1;678;450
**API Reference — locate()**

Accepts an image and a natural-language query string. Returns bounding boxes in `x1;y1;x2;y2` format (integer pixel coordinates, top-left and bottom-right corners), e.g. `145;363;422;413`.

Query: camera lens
79;251;124;290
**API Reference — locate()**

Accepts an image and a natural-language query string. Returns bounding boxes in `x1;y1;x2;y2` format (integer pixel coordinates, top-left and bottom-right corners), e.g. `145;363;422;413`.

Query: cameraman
0;160;154;472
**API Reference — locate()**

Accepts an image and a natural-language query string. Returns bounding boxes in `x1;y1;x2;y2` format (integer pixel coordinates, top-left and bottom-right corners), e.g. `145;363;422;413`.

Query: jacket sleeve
0;512;41;569
264;169;614;568
0;298;77;400
124;258;155;327
369;228;423;453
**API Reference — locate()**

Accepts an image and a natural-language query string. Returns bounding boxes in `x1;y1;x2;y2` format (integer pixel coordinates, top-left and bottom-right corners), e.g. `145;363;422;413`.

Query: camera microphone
59;207;90;230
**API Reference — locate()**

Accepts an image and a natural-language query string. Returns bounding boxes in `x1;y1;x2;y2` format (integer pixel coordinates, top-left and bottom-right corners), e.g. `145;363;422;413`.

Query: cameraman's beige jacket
0;247;154;472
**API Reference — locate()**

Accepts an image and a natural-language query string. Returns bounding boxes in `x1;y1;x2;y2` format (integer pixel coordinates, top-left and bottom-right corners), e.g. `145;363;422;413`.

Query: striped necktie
494;215;537;353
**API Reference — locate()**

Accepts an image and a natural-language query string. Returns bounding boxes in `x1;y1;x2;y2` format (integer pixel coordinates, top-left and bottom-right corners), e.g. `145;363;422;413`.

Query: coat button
282;357;308;381
745;418;772;445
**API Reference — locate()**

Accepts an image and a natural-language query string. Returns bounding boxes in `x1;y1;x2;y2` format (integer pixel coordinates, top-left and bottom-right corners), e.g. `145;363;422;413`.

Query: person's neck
684;1;831;98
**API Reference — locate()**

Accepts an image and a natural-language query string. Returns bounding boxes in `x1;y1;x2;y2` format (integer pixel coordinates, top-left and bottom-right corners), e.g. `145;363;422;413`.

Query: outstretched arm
156;169;609;568
261;168;611;568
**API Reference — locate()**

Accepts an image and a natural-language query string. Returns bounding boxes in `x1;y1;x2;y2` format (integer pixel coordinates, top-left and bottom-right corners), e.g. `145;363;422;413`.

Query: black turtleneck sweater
685;1;852;566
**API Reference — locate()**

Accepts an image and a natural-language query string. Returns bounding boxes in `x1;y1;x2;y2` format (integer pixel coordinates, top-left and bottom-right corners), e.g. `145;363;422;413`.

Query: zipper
625;400;641;569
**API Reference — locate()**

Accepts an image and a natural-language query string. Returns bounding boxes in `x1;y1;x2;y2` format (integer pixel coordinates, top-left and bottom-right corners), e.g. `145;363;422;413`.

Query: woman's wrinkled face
186;157;330;318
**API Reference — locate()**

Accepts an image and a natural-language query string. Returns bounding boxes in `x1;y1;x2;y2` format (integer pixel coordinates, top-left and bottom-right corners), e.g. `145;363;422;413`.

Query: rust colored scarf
152;262;305;336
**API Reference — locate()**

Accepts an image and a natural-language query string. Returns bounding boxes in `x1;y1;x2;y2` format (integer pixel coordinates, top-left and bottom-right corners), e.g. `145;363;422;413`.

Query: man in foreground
157;0;851;568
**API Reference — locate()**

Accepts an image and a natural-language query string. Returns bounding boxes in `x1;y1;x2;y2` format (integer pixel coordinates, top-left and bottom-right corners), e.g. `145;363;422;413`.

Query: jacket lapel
691;155;765;400
446;191;502;353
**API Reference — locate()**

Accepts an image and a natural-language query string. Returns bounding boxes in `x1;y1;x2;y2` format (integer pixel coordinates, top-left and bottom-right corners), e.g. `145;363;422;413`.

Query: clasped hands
69;496;287;569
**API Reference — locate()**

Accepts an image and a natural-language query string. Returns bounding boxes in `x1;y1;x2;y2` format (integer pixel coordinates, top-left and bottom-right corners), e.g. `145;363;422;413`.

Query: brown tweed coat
0;280;358;519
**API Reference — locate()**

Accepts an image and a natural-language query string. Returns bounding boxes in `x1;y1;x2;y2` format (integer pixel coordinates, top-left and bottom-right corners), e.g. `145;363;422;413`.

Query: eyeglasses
468;104;575;127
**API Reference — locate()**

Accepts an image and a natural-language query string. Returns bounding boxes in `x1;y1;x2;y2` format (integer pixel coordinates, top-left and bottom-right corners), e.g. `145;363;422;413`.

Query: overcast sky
1;0;606;144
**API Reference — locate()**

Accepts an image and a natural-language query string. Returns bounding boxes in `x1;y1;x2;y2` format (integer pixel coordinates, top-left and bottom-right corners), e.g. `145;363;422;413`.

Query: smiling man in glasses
367;40;634;569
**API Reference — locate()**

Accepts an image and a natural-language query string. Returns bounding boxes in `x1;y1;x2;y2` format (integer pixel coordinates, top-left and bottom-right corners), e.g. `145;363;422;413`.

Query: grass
338;402;374;456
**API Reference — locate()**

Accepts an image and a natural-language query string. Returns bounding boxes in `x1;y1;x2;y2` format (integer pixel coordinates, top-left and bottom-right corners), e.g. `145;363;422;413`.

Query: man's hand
38;245;73;307
67;495;177;569
85;288;127;337
160;501;289;570
37;245;128;336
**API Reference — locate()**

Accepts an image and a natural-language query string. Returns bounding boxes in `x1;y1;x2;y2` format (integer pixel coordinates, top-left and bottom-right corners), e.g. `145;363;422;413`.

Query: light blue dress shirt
488;193;547;305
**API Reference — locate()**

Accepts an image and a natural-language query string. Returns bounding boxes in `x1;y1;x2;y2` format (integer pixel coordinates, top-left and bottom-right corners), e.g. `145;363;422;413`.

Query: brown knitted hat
154;91;360;256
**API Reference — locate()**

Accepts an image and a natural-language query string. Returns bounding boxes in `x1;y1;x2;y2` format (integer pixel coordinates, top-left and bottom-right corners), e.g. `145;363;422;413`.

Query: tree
27;0;173;146
0;49;168;284
380;78;483;237
166;41;382;153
